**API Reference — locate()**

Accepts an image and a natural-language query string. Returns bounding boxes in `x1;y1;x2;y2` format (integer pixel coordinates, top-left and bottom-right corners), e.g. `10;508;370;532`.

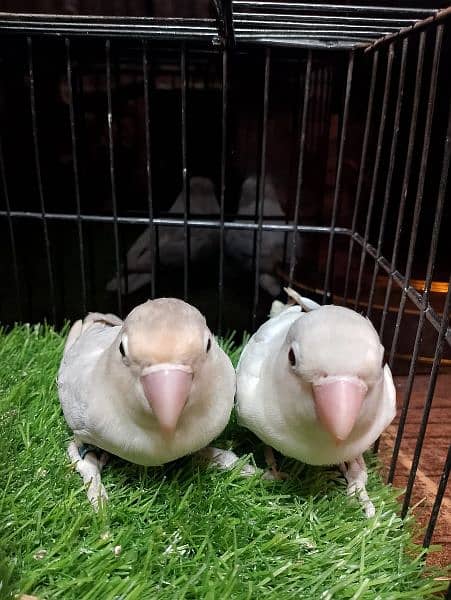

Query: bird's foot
68;441;109;511
339;456;375;518
196;446;256;477
263;446;289;481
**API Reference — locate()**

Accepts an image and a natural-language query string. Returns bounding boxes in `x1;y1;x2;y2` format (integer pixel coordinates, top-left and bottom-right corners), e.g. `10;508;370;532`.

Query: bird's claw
196;447;257;477
263;446;289;481
340;456;375;518
87;482;108;511
262;468;289;481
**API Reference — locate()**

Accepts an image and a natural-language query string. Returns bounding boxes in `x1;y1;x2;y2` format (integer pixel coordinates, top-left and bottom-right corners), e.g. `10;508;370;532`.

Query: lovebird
58;298;237;508
236;288;396;516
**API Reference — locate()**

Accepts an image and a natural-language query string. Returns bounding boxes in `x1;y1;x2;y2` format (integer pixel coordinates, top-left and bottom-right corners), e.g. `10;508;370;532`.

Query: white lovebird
236;289;396;517
58;298;237;508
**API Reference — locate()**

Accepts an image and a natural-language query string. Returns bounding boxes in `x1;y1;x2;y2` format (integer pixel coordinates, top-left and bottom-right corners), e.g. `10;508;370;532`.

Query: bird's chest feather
79;378;233;466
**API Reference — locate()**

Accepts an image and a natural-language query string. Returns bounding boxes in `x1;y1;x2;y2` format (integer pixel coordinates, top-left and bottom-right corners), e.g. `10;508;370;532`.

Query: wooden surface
379;373;451;569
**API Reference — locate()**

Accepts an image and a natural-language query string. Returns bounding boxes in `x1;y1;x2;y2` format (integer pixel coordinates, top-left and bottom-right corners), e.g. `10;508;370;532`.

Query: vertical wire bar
251;47;270;330
217;48;228;335
401;272;451;517
379;32;425;340
388;57;450;483
423;444;451;548
367;39;408;321
0;133;22;319
388;26;442;368
66;38;87;315
343;52;378;305
181;43;189;301
142;40;156;299
28;36;56;323
288;50;312;287
354;45;394;310
105;38;122;316
322;51;354;304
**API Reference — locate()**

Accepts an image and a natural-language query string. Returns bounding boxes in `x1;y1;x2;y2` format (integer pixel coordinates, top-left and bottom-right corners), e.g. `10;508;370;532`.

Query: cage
0;0;450;594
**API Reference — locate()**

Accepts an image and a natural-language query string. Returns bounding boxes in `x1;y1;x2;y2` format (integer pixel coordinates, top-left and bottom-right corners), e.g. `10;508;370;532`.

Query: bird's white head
284;305;384;444
116;298;213;436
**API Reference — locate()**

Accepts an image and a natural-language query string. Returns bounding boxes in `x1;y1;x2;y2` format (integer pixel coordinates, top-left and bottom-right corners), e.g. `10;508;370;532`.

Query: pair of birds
58;290;396;516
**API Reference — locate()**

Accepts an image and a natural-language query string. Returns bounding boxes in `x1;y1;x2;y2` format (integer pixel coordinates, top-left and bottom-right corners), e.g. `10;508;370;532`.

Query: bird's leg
68;441;109;511
339;455;375;518
196;446;256;477
263;446;289;481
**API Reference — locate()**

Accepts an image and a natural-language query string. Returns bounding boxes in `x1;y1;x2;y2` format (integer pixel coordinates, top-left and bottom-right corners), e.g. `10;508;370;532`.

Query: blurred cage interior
0;0;450;572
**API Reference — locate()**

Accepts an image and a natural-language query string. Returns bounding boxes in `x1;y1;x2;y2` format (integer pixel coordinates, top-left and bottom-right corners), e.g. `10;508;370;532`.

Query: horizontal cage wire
0;0;450;582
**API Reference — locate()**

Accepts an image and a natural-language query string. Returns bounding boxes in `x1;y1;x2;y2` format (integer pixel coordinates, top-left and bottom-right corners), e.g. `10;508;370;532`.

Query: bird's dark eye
206;338;211;353
119;341;125;357
288;347;296;366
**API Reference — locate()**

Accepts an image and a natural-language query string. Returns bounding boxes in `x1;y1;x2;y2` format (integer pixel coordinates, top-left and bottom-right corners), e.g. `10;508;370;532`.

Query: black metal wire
0;131;21;319
251;47;270;329
105;38;122;317
379;31;426;341
367;38;408;321
181;43;190;302
423;444;451;548
388;26;442;369
142;40;156;300
401;271;451;518
233;3;436;17
354;44;394;310
390;30;449;488
217;48;228;334
343;51;378;305
65;38;87;316
0;210;351;234
288;50;311;287
27;36;56;323
323;51;354;304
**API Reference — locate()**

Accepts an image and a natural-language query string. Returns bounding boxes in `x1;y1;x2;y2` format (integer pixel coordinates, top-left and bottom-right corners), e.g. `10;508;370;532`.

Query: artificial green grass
0;324;448;599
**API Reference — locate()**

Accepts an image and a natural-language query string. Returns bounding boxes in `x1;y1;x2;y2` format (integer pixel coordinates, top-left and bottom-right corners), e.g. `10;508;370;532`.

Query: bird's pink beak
141;364;193;436
312;376;367;443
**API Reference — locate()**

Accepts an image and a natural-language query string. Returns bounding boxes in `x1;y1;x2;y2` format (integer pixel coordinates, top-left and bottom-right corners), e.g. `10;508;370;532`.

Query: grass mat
0;324;448;599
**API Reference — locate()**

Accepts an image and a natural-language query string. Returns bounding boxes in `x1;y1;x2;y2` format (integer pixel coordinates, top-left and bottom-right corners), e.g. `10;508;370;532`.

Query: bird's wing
63;312;122;356
381;364;397;429
236;306;302;415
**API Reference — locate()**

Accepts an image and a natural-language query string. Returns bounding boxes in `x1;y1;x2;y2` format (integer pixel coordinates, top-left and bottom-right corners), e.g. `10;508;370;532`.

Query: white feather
58;301;235;466
236;295;396;466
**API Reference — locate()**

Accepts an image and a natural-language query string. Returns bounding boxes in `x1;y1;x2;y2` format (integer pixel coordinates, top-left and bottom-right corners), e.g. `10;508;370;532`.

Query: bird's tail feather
284;287;321;312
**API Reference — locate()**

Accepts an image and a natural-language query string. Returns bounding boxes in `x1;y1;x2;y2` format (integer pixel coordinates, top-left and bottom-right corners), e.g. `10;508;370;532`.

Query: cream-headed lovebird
58;298;237;508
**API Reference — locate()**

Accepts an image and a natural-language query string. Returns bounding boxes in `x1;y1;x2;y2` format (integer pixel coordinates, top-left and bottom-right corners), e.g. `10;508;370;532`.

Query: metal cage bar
181;44;190;302
322;50;354;304
366;38;408;321
353;44;393;310
379;31;426;341
142;41;157;301
27;36;57;323
65;37;87;316
105;39;123;317
251;46;271;329
288;50;311;287
0;132;21;319
388;26;445;484
423;444;451;548
217;48;228;334
342;51;378;304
